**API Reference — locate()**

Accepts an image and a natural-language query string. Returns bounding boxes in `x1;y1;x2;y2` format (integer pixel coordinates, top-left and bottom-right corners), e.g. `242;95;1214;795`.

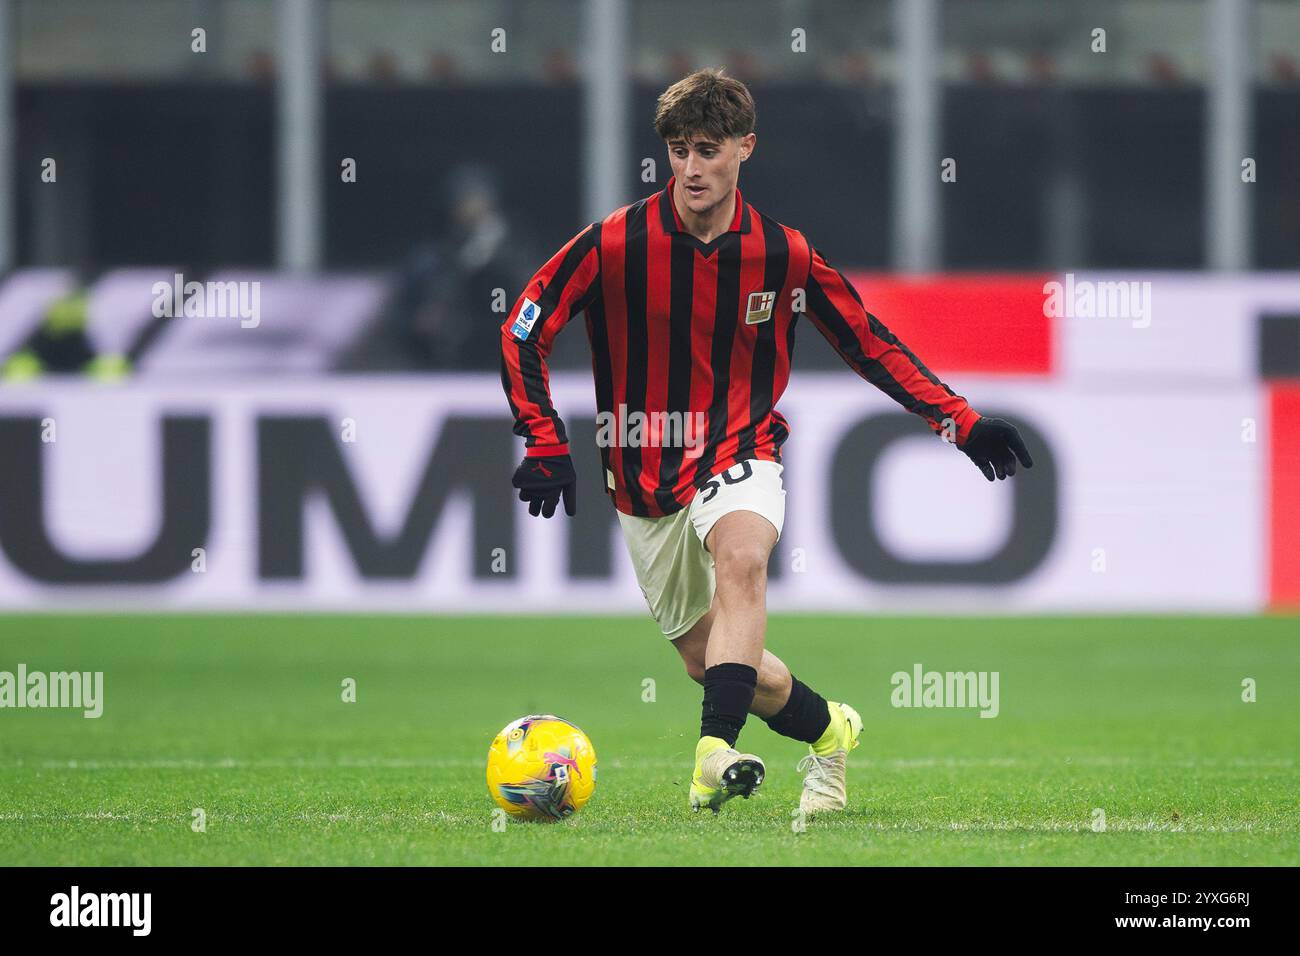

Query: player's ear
739;132;756;162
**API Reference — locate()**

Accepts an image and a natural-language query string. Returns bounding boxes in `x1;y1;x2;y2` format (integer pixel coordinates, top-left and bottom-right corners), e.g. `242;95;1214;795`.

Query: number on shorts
699;460;753;503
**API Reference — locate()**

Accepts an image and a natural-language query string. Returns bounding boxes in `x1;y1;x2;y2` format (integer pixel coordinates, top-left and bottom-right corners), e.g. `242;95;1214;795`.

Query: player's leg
619;459;859;813
703;507;774;668
676;458;790;812
613;506;765;812
677;611;861;817
678;508;772;810
690;461;863;814
672;608;860;812
670;605;791;715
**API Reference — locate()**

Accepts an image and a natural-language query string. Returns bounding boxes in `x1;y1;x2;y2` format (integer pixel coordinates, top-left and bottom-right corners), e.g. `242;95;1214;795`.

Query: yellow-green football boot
795;701;862;815
689;736;766;813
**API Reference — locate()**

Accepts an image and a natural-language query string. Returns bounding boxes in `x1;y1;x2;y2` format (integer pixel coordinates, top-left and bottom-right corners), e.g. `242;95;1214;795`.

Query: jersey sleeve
802;243;981;445
499;223;602;456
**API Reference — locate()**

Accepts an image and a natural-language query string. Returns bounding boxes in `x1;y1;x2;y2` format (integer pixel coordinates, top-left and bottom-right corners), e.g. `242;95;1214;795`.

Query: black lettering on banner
829;413;1056;584
258;414;513;580
0;416;210;583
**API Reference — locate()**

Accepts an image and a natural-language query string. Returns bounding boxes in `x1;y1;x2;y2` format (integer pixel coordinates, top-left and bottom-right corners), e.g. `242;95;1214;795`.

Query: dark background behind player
7;1;1299;373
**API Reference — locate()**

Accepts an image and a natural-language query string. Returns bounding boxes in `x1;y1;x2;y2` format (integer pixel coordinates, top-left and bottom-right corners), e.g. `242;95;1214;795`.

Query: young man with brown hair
501;68;1032;814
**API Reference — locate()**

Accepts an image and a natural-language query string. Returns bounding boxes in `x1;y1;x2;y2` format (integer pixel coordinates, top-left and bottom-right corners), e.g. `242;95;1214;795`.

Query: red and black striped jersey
500;176;981;518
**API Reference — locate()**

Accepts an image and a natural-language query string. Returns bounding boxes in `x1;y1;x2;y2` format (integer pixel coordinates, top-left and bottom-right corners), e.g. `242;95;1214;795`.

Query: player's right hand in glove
959;417;1033;481
512;453;577;518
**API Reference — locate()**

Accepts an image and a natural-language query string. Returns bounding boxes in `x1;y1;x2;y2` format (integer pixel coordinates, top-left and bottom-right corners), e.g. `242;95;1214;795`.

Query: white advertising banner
1058;272;1300;384
0;374;1264;612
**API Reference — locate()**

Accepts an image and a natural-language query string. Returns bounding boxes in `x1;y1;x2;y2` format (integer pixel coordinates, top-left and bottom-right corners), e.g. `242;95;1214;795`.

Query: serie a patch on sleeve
510;297;542;340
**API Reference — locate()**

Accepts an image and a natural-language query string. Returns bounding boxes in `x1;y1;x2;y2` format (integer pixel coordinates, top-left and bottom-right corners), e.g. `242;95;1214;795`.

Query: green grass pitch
1;614;1297;866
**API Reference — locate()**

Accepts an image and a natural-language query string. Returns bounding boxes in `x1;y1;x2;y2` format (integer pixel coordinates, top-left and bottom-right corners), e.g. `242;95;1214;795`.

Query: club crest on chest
745;291;775;325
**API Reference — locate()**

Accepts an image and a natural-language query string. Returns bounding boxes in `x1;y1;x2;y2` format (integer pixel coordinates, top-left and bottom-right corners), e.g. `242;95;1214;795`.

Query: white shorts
616;459;786;640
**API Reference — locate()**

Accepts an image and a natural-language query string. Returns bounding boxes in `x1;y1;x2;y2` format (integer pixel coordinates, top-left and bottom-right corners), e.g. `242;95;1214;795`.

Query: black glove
960;417;1033;481
511;454;577;518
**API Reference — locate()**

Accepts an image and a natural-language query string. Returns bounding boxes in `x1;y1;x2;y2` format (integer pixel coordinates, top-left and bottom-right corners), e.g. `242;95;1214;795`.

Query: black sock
700;663;758;747
764;676;832;744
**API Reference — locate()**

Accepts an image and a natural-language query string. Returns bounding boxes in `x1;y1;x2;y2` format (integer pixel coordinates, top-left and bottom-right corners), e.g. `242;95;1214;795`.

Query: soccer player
500;69;1032;814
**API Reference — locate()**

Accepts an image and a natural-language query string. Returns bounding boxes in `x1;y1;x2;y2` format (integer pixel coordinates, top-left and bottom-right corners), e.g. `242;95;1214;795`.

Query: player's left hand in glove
959;417;1033;481
512;454;577;518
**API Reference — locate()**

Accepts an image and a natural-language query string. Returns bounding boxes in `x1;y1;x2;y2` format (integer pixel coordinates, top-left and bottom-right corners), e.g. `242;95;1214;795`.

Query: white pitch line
0;813;1282;834
6;755;1293;771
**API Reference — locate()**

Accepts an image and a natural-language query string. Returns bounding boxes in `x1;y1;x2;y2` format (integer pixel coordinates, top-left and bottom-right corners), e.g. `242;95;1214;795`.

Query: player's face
666;133;755;216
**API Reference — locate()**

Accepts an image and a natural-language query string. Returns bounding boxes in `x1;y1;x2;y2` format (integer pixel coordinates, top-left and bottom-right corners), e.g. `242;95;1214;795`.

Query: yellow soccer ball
486;715;597;821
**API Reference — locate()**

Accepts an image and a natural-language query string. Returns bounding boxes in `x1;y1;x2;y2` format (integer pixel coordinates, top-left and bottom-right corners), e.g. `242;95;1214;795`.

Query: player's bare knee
713;540;769;594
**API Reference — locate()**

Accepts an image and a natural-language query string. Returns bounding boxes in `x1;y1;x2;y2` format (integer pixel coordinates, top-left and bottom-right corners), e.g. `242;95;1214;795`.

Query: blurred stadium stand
2;0;1299;377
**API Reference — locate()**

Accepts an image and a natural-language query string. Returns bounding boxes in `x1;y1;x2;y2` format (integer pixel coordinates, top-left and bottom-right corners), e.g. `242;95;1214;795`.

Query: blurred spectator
344;165;535;370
